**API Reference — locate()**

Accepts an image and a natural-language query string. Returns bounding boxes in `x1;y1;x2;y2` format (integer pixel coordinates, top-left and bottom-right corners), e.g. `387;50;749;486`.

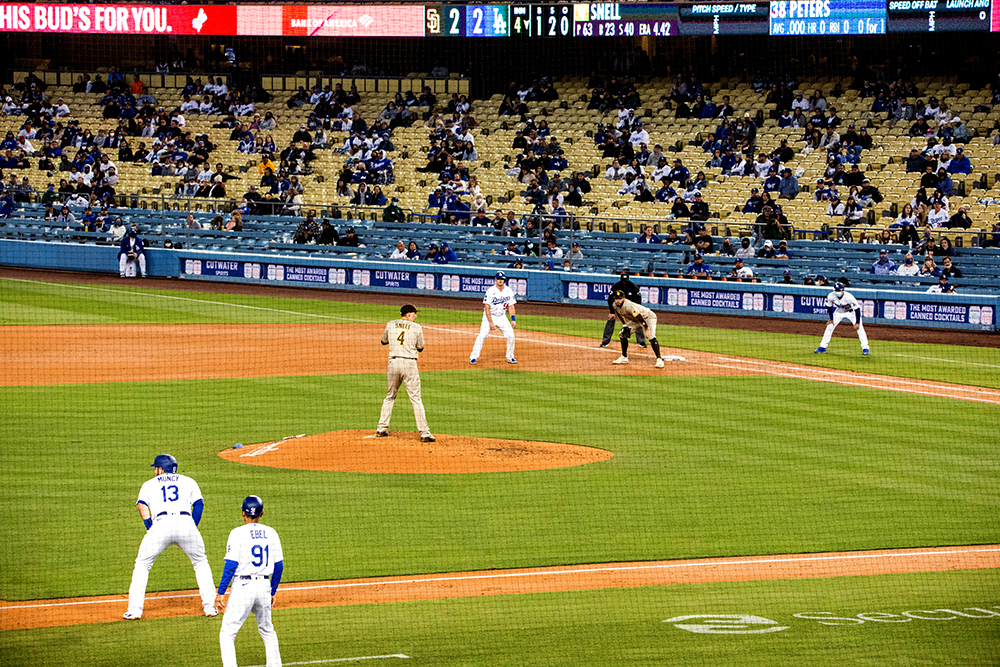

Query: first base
663;355;686;362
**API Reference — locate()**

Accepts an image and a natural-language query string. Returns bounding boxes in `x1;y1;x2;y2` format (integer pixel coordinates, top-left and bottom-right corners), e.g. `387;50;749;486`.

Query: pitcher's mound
219;430;614;474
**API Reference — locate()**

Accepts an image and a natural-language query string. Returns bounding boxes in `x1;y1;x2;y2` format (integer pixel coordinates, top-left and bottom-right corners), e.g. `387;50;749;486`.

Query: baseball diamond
0;271;998;666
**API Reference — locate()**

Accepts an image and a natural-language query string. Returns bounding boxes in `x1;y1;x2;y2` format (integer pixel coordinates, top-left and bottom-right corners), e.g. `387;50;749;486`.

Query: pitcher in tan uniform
376;304;435;442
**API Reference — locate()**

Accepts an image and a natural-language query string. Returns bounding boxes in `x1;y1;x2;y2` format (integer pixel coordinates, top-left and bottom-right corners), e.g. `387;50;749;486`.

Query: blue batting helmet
495;271;506;280
834;282;845;292
242;495;264;517
150;454;177;473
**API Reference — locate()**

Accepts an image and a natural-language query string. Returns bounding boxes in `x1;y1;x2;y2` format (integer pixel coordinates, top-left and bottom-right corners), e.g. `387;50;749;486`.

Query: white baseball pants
470;313;515;361
220;577;281;667
119;253;146;276
126;514;217;617
377;358;431;437
820;309;869;350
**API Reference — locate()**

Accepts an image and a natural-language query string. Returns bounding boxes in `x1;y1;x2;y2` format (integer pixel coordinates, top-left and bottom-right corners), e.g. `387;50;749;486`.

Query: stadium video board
1;2;999;37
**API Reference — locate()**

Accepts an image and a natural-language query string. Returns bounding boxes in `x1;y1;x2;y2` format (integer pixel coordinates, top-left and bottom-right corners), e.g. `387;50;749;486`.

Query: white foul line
893;354;1000;369
247;654;409;666
4;547;998;612
276;547;1000;595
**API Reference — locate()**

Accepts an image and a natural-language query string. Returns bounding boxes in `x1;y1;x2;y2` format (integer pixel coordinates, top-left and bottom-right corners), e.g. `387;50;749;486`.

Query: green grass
2;373;997;600
1;276;998;664
2;570;997;666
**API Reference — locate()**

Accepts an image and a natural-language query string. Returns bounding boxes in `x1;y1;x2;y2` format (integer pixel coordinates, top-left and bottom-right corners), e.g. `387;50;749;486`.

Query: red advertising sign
0;4;425;36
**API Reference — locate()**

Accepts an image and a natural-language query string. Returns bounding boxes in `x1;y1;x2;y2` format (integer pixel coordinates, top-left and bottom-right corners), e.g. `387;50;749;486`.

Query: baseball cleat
507;358;518;364
655;358;665;368
123;612;141;620
599;342;609;348
612;356;629;365
469;358;477;364
639;343;648;348
119;273;126;278
814;347;827;353
375;430;388;437
420;435;436;443
862;349;870;356
204;608;219;617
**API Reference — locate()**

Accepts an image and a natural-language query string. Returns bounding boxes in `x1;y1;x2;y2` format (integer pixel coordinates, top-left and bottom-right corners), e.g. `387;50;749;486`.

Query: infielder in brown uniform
611;290;665;368
376;304;436;442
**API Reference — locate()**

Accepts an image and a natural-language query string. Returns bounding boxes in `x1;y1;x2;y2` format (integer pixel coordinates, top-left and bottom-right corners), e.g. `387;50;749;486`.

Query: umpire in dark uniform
600;272;646;347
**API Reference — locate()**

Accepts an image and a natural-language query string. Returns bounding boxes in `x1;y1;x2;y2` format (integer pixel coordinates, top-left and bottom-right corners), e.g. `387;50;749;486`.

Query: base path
2;323;998;405
2;545;997;631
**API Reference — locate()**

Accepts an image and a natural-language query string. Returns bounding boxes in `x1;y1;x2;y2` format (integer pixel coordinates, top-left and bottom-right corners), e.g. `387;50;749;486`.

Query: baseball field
1;269;998;666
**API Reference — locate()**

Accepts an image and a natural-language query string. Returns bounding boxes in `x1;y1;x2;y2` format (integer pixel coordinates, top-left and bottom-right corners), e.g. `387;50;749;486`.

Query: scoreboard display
1;2;998;37
769;0;887;35
572;3;679;38
511;4;573;37
425;4;510;36
677;3;771;35
887;0;992;32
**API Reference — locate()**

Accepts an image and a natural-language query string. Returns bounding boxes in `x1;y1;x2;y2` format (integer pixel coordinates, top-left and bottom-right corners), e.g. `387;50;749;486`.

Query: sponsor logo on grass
665;605;1000;634
663;614;789;634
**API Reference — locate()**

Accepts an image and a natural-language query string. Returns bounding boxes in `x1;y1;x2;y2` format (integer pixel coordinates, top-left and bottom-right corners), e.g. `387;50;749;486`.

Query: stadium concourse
3;69;1000;289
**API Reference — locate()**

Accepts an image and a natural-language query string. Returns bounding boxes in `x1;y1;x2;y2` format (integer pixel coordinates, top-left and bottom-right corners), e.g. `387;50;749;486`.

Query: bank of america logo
359;14;374;28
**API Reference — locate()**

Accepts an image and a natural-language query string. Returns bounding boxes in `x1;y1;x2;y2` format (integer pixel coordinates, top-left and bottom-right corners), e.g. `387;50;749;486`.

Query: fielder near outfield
611;290;665;368
815;282;870;355
376;304;435;443
470;271;518;365
215;495;284;667
124;454;218;620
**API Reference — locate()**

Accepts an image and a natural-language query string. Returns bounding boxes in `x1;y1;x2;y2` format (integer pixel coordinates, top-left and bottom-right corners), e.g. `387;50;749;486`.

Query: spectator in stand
947;147;972;174
871;249;897;275
743;187;763;213
940;256;962;279
919;257;941;278
337;227;361;247
757;205;790;242
734;237;755;258
636;225;660;245
927;276;956;293
937;237;957;257
405;241;421;259
895;252;919;278
686;254;711;278
776;167;799;200
950;117;970;143
731;258;754;280
926;200;949;229
389;240;408;259
946;206;972;229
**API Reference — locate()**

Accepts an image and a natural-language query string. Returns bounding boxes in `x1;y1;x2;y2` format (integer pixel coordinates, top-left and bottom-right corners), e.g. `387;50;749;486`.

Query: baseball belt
156;511;191;517
239;575;270;580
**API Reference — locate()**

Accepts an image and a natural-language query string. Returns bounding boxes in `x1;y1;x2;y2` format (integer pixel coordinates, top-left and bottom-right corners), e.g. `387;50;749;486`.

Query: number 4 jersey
137;473;204;517
225;523;284;578
381;318;425;360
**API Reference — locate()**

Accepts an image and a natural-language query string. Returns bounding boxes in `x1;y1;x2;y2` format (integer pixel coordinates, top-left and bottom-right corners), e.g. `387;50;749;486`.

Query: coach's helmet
242;495;264;518
834;282;846;292
612;289;626;300
150;454;178;474
495;271;506;280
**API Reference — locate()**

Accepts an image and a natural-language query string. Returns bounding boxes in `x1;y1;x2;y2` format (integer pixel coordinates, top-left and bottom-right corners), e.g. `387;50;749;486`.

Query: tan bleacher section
4;73;1000;244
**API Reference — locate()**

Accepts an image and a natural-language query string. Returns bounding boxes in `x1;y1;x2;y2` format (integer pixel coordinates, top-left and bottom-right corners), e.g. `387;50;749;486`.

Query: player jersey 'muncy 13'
225;523;284;578
137;474;203;517
381;319;425;359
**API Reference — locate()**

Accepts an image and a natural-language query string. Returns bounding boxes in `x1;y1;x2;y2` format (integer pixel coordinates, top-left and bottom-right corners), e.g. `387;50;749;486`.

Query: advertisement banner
0;3;425;36
892;301;994;326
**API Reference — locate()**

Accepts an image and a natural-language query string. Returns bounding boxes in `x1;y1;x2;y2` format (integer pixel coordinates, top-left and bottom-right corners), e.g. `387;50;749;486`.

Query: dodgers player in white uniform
215;495;284;667
815;282;870;355
124;454;217;620
470;271;518;364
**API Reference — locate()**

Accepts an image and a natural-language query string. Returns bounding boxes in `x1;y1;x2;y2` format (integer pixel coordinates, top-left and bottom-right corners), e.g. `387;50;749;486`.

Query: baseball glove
127;252;137;260
843;305;853;312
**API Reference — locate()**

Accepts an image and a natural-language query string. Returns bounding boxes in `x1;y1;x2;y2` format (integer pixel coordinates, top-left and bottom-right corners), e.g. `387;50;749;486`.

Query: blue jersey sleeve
270;561;283;597
217;559;238;595
192;499;204;527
